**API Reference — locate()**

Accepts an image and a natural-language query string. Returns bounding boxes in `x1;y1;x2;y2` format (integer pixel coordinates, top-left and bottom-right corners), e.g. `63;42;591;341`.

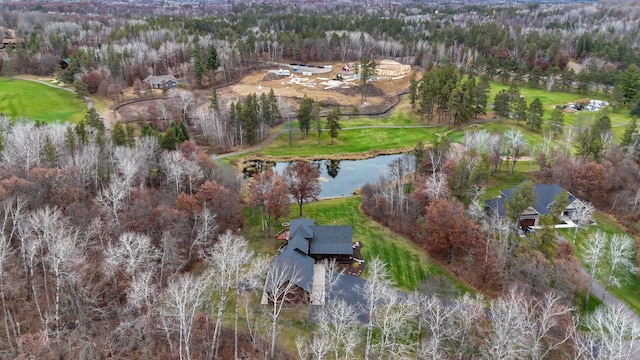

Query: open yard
0;78;86;123
244;196;473;294
489;81;633;139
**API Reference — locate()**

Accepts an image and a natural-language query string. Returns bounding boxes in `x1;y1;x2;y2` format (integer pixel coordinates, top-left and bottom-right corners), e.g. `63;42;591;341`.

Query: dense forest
1;0;640;359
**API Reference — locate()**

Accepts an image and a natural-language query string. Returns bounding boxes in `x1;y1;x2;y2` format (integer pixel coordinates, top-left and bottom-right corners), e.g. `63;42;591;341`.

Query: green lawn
236;126;447;160
243;197;473;294
484;164;533;199
0;78;86;123
559;213;640;315
230;81;636;165
489;81;633;137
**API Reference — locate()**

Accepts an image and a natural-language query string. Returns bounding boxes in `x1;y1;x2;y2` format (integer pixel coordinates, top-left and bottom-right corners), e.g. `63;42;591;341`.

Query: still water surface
270;154;412;198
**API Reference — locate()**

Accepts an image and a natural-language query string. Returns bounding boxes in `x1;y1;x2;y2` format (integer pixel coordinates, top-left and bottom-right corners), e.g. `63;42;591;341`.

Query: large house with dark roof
263;218;353;305
485;183;584;227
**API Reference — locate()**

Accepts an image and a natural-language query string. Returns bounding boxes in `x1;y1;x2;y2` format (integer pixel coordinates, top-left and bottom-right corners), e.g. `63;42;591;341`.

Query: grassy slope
244;197;472;294
239;81;640;308
242;197;474;358
489;82;632;138
250;127;445;158
0;78;86;123
231;82;635;164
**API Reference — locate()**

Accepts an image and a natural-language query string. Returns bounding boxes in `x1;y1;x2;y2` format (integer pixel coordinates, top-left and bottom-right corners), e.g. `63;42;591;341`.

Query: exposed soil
224;63;411;112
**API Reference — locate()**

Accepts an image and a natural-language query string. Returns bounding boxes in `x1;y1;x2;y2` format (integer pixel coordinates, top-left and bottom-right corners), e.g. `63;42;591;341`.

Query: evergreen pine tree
43;136;59;167
179;122;190;141
549;107;565;137
161;127;179;150
210;87;218;110
126;123;136;146
85;108;104;130
527;98;545;131
112;121;127;146
1;59;15;79
297;96;314;138
268;88;281;123
74;79;89;99
493;90;511;120
141;123;160;139
64;126;76;154
193;45;206;86
207;46;219;71
513;96;528;125
618;64;640;105
409;72;417;110
75;119;88;145
326;108;342;144
473;75;490;117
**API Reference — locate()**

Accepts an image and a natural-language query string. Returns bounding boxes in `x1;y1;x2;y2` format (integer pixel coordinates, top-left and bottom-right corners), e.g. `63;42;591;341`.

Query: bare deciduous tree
104;232;160;284
189;206;217;266
581;230;608;309
158;273;207;360
505;129;526;175
571;200;594;244
263;260;303;360
315;299;360;360
94;174;131;224
0;232;15;354
161;150;187;195
202;231;250;360
575;304;640;360
371;289;416;359
358;257;392;360
601;233;638;303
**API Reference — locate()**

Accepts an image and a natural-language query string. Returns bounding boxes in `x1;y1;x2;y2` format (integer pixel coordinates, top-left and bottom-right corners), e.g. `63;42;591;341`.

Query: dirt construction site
222;60;413;113
113;60;414;124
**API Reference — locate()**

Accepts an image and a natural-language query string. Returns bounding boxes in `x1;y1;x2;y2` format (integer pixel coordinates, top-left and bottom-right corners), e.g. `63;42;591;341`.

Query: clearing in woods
224;61;413;111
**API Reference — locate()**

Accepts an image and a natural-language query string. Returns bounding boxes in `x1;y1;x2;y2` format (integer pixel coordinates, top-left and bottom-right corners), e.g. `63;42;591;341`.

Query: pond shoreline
231;147;415;168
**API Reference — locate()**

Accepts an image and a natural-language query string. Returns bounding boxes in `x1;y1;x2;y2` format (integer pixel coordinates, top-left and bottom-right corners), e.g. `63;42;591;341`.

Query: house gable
265;218;354;305
270;246;315;293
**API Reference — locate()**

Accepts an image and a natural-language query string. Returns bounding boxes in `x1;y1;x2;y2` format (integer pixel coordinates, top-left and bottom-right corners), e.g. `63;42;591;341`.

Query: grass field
228;81;634;165
0;78;86;123
236;126;447;160
489;81;633;138
243;197;473;294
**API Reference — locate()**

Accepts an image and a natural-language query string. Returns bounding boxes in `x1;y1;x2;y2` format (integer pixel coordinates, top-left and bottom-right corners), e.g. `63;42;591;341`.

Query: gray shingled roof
289;218;314;240
271;245;314;293
143;74;178;85
268;218;354;296
485;197;506;217
287;234;310;254
309;225;353;256
486;183;577;217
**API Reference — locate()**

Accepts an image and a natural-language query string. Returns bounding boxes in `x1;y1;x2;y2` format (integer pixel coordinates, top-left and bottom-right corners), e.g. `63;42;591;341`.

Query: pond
244;154;414;198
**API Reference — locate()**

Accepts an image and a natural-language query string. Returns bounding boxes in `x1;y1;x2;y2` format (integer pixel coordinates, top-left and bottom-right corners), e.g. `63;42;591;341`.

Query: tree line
2;1;640;103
